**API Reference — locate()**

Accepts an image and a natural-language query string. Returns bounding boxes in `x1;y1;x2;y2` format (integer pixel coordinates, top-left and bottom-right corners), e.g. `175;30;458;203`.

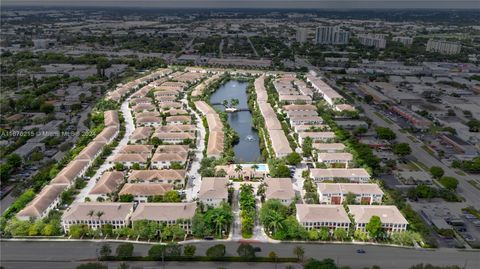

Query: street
358;101;480;208
1;240;479;269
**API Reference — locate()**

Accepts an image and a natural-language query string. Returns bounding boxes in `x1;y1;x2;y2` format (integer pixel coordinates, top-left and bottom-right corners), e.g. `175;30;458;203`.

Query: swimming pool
240;163;269;172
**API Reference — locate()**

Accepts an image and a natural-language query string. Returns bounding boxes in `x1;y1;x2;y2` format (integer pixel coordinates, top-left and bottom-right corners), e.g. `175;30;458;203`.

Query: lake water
209;80;262;163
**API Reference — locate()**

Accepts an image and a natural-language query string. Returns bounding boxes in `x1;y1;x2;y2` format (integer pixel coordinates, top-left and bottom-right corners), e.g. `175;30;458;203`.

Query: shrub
236;243;255;259
116;243;134;259
439;177;458;191
183;244;196;256
206;244;226;257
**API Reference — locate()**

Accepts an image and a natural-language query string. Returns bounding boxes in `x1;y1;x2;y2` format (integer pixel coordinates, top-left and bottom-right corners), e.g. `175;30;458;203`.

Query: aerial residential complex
1;7;479;269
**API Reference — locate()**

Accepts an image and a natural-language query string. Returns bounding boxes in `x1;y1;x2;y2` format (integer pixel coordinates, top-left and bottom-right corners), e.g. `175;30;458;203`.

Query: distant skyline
3;0;480;9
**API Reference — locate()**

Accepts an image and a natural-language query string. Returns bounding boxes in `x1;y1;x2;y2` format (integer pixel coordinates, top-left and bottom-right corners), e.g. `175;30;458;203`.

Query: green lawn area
407;136;418;143
401;161;421;171
467;180;480;191
373;112;394;125
421;145;436;157
413;161;429;171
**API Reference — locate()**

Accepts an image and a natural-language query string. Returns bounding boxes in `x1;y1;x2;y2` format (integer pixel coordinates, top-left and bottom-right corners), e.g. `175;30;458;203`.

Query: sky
3;0;480;9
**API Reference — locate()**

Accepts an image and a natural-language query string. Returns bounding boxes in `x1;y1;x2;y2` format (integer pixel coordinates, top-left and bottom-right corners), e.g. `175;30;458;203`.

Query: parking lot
410;200;480;248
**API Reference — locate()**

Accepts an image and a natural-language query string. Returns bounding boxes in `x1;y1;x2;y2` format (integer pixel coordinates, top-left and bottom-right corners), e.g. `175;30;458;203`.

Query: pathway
74;96;135;203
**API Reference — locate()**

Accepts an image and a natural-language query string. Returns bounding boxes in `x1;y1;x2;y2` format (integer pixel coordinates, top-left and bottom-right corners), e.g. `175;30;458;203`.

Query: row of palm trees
234;164;260;179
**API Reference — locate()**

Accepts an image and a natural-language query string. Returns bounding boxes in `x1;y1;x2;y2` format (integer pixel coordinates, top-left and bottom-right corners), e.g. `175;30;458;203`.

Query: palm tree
96;211;104;221
251;164;259;178
213;214;227;236
87;210;95;219
231;98;239;108
293;246;305;262
234;164;243;179
266;211;284;234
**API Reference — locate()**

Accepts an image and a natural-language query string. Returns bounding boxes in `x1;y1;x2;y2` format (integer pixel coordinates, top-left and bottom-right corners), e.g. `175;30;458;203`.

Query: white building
317;183;384;205
393;36;413;46
358;34;387;49
62;203;134;232
130;202;196;234
315;26;350;45
310;168;371;183
296;204;351;231
296;28;308;43
264;178;296;205
198;177;229;208
348;205;408;234
426;39;462;55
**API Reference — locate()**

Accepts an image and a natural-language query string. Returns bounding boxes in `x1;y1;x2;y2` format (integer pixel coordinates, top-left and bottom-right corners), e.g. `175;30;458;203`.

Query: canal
210;80;262;163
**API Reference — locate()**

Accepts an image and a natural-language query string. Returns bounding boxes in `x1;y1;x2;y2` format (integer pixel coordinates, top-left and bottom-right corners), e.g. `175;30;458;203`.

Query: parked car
253;247;262;252
356;249;366;254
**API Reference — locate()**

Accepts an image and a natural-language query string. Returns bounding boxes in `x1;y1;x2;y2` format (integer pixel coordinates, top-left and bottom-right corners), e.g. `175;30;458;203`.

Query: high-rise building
426;39;462;55
392;36;414;46
357;34;387;49
315;26;350;45
296;28;308;43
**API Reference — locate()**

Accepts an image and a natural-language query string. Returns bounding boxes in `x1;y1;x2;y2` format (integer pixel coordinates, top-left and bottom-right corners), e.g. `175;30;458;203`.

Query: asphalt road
358;102;480;208
1;240;479;269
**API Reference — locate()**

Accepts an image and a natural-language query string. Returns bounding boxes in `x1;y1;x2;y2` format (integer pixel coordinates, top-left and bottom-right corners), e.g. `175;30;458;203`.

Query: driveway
74;92;135;203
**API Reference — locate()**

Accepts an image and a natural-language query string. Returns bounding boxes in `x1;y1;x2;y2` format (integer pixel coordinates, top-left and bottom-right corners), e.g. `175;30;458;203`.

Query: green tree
302;136;313;157
6;154;22;168
237;243;256;259
333;228;348;241
285;152;302;165
76;262;108;269
319;227;330;241
163;190;181;202
114;163;125;171
429;166;444;179
439;176;459;191
119;194;134;202
303;258;338;269
308;229;320;240
365;216;383;239
375;127;397;140
293;246;305;262
206;244;226;257
148;244;166;260
344;192;356;205
99;244;112;259
116;243;134;259
364;95;374;104
183;244;196;256
393;143;411;158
